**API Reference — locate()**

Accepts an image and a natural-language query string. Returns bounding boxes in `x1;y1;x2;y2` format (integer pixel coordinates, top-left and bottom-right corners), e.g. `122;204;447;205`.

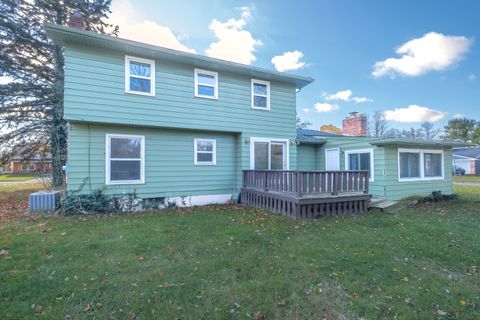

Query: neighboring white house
453;147;480;175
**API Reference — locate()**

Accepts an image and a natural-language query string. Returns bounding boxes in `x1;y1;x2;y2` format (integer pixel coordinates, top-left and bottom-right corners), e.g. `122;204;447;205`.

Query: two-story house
47;20;463;218
46;22;313;207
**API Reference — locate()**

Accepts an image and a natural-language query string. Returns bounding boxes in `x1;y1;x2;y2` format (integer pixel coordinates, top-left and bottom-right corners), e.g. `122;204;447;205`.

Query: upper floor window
106;134;145;185
125;56;155;96
251;79;270;110
195;69;218;99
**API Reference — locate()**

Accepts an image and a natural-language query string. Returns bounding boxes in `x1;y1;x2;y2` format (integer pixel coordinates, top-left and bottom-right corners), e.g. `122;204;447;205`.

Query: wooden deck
240;170;371;219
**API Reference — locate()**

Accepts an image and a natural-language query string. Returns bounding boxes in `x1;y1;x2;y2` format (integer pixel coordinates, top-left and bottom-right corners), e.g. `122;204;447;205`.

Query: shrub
417;191;458;203
58;189;118;215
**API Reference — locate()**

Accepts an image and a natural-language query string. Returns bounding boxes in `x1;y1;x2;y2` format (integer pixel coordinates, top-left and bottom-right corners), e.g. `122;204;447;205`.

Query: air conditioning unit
29;191;60;212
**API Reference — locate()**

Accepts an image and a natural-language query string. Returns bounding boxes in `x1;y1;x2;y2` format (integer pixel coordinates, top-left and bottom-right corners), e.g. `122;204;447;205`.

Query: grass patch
1;188;479;319
453;175;480;183
0;174;39;182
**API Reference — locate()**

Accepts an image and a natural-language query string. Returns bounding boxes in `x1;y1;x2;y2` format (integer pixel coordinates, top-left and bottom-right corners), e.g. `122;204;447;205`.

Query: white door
326;148;340;171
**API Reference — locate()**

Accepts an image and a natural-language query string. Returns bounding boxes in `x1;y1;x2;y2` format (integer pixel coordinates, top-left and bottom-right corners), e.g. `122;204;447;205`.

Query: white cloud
303;108;311;113
468;73;476;81
384;105;447;123
324;89;371;103
109;0;196;53
313;102;339;113
372;32;473;78
205;7;262;64
0;76;13;84
271;50;306;72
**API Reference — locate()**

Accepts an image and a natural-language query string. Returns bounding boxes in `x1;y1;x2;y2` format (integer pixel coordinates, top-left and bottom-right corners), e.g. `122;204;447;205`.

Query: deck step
369;198;398;210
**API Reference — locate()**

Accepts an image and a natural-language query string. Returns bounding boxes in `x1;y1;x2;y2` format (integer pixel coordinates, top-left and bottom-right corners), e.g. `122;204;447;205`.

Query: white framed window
251;79;270;110
106;134;145;185
194;69;218;99
125;56;155;96
249;137;289;170
194;139;216;165
398;148;444;182
345;149;375;182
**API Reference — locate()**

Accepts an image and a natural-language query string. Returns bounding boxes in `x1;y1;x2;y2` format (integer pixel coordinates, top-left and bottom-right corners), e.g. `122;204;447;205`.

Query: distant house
296;113;466;201
9;154;52;174
452;147;480;175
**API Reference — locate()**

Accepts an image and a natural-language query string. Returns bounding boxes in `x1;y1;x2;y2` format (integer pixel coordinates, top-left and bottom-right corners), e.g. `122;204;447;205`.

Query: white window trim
325;148;340;171
397;148;444;182
194;69;218;100
249;137;289;170
251;79;271;110
194;139;217;165
125;56;155;96
105;134;145;185
344;148;375;182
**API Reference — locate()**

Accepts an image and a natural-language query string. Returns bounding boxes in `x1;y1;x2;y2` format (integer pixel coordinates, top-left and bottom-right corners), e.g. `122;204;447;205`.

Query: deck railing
242;170;369;196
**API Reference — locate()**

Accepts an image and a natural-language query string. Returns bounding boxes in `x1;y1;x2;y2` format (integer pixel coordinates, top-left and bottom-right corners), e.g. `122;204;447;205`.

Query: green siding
296;145;318;170
382;146;453;200
68;123;238;198
305;136;454;201
315;137;385;197
64;44;299;195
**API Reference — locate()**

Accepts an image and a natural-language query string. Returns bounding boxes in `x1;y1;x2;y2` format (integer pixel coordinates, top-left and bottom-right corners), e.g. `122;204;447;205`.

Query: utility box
29;191;59;212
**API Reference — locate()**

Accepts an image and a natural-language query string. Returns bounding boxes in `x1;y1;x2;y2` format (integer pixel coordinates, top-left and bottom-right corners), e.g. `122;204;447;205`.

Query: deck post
264;171;268;191
296;171;302;197
364;171;369;194
332;172;338;196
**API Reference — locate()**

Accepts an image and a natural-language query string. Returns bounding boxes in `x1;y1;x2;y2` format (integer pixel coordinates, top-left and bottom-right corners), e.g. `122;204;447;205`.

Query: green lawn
0;174;38;182
453;175;480;183
1;187;479;319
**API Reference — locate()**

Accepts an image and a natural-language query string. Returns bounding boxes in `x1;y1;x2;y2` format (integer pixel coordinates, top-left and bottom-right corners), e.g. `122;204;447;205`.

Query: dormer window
125;56;155;96
194;69;218;99
251;79;270;110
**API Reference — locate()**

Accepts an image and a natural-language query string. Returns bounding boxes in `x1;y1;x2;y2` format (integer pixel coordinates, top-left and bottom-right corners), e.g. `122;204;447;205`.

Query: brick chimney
68;11;86;29
341;112;367;136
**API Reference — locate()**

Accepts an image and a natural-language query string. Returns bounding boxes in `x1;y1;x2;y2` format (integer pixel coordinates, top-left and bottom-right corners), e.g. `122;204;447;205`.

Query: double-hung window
106;134;145;184
194;69;218;99
251;79;270;110
345;149;374;181
398;148;443;181
194;139;216;165
125;56;155;96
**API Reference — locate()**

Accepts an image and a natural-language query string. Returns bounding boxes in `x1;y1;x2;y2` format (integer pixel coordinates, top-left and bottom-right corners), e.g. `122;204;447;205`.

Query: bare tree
296;116;312;129
421;121;441;140
368;111;389;137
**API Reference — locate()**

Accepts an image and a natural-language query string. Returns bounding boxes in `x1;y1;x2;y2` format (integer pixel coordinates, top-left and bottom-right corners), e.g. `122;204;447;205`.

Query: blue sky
109;0;479;130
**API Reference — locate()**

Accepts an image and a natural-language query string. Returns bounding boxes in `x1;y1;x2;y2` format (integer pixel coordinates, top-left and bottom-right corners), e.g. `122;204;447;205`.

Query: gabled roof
45;24;314;90
296;128;328;145
297;128;343;137
452;147;480;159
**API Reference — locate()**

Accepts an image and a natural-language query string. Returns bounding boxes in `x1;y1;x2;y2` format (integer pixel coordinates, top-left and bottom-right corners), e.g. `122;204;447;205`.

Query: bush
417;191;458;203
58;189;118;215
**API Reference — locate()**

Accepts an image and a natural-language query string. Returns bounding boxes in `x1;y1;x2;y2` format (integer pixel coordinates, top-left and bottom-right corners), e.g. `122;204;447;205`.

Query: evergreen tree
444;117;479;143
0;0;116;187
